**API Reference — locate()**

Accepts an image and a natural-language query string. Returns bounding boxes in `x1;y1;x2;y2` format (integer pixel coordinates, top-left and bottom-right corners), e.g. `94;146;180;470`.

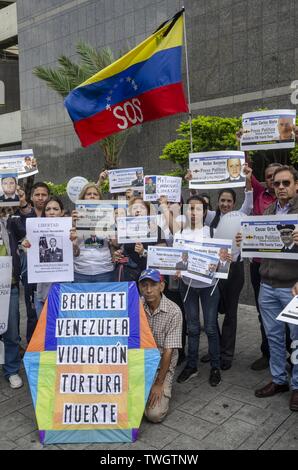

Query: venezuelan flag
64;10;188;147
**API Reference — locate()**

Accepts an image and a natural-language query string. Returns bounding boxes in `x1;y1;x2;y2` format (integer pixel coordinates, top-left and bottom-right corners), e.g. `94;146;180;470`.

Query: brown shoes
289;390;298;411
255;383;298;412
255;381;289;398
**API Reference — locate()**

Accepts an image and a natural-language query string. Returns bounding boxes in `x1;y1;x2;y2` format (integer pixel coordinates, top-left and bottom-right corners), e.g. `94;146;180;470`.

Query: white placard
117;216;158;244
189;151;246;189
174;237;232;279
0;169;20;207
143;175;182;202
0;256;12;337
182;250;219;284
277;296;298;325
67;177;88;203
75;200;127;240
26;217;74;284
240;109;296;150
0;149;38;179
241;215;298;259
108;167;144;193
147;246;185;275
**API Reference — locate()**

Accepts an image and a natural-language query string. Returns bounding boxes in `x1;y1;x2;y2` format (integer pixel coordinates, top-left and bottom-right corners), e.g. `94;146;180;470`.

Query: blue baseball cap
138;269;163;283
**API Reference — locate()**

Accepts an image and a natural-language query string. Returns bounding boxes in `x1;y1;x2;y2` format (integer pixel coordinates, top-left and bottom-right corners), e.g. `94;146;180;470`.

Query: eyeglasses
273;180;292;188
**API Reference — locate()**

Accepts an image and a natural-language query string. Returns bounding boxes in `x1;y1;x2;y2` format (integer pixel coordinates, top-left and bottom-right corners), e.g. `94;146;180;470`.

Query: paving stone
202;417;256;450
162;433;223;450
0;411;33;433
233;404;273;426
267;428;298;450
14;431;45;450
162;409;217;441
0;392;32;418
238;413;290;450
116;440;158;450
222;385;272;409
137;421;180;449
259;427;290;450
7;421;37;441
197;395;244;425
177;397;209;415
83;442;121;451
0;438;17;450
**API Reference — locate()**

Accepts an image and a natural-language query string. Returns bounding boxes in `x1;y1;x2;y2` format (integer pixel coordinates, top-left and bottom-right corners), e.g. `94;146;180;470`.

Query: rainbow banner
24;282;160;444
64;10;188;147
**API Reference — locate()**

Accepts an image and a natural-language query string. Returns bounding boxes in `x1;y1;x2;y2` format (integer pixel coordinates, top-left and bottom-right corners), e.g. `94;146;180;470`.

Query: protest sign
117;216;158;244
182;250;219;284
241;215;298;260
0;257;12;338
174;237;232;279
75;200;127;240
147;246;186;274
0;149;38;179
276;296;298;325
109;167;144;193
216;210;244;260
67;177;88;203
24;282;160;444
189;151;245;189
241;109;296;150
0;169;20;207
26;217;74;284
143;175;182;202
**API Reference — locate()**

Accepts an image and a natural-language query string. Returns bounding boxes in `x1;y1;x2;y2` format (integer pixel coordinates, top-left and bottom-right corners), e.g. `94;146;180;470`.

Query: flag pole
182;6;193;153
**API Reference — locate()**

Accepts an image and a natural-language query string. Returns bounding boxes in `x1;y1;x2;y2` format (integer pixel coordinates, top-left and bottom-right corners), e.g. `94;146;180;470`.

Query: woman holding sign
22;196;79;317
113;197;162;281
172;195;222;387
72;183;115;283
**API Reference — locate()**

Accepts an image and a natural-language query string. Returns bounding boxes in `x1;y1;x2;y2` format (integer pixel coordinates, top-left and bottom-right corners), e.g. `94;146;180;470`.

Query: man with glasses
249;162;283;370
254;166;298;412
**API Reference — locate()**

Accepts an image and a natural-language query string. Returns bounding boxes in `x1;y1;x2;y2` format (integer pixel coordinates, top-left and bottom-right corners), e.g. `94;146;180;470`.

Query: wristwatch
141;249;148;258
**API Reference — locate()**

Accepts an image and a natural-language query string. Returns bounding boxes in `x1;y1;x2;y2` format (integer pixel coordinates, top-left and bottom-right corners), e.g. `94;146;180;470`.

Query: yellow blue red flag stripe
64;10;188;147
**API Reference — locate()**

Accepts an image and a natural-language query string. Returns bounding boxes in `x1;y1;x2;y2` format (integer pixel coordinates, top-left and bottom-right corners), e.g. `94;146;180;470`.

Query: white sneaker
8;374;23;389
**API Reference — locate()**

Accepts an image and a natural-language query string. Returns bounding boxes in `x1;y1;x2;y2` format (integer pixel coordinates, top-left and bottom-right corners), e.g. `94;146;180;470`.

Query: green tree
160;115;241;177
33;42;131;169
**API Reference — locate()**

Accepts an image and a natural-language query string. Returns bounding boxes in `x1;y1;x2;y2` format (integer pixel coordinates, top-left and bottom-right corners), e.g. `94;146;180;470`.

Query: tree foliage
160;115;241;176
33;42;131;169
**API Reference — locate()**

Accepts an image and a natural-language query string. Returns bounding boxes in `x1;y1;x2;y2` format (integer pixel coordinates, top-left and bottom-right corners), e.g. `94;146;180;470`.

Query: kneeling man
138;269;182;423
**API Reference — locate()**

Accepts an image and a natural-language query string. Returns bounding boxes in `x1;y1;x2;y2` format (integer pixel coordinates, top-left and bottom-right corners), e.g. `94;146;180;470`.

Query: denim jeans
181;283;220;369
259;283;298;390
73;270;115;283
2;286;21;378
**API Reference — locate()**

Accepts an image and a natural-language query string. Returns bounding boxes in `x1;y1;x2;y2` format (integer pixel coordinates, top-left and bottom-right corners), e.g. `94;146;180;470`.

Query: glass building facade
17;0;298;182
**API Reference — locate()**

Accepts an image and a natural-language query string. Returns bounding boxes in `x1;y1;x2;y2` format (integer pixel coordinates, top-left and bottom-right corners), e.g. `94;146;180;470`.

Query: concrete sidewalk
0;301;297;451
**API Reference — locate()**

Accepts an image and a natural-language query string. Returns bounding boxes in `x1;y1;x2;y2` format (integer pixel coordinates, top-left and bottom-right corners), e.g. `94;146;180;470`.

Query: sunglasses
273;180;291;188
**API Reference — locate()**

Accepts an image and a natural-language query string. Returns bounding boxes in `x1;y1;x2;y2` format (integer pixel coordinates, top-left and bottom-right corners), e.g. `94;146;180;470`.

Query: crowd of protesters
1;141;298;423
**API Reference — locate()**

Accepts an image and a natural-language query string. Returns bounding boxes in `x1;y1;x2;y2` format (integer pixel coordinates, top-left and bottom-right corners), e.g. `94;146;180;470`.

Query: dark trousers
218;260;245;362
250;260;270;358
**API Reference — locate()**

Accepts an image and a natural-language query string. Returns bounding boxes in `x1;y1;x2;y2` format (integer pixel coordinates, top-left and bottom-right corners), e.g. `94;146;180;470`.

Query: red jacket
252;175;276;216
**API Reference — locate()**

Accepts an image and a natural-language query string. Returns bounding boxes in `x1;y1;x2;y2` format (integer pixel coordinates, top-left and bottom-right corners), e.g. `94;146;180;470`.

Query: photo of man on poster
277;224;298;253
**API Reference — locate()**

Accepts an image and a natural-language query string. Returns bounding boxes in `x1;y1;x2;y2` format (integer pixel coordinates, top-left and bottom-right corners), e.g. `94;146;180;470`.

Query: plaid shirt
143;294;182;378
